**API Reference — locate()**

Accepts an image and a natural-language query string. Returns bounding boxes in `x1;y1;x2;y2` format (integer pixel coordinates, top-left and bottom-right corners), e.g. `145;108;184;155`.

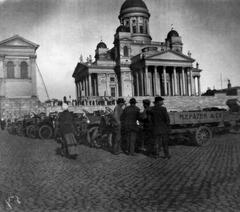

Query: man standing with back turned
112;98;125;155
149;96;171;159
121;98;140;156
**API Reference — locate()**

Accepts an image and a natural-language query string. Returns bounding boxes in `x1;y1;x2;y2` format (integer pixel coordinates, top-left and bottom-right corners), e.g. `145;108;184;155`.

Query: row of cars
5;109;112;148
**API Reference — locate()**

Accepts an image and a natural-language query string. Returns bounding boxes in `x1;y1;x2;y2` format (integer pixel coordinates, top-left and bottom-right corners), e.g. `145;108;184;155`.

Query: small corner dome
167;29;179;40
116;25;129;33
120;0;148;11
97;41;107;49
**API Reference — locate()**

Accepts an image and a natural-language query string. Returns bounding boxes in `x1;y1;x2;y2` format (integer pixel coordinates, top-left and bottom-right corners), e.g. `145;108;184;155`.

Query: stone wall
46;94;239;114
134;94;239;111
0;97;45;120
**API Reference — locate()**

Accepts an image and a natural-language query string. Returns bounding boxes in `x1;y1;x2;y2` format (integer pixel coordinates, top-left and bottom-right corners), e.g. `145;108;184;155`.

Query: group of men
112;96;171;159
57;96;171;160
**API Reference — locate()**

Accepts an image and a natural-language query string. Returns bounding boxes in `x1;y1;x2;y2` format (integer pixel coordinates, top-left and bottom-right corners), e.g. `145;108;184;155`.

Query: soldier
121;98;140;156
112;98;125;155
149;96;171;159
58;103;78;159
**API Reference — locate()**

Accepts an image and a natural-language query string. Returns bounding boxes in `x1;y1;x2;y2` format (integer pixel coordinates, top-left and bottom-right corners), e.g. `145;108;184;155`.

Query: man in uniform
149;96;171;159
121;98;140;156
112;98;125;155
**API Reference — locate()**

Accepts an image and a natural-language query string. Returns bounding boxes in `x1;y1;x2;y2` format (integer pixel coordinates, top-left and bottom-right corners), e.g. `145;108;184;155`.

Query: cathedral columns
145;66;150;95
182;67;186;95
187;68;193;96
193;76;196;96
88;74;92;96
79;81;82;97
84;78;87;96
154;66;160;96
136;72;140;96
140;69;144;96
173;66;177;95
163;66;167;96
197;77;201;96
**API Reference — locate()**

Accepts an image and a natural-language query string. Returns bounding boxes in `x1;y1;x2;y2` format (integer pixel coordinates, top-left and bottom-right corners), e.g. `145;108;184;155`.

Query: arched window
7;61;14;78
20;61;28;79
123;46;129;57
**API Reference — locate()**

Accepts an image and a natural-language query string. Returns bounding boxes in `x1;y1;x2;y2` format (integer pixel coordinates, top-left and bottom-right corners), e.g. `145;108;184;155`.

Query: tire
194;126;212;146
26;125;38;138
39;125;53;140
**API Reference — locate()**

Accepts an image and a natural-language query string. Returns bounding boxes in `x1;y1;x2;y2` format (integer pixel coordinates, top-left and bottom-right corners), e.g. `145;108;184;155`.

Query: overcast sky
0;0;239;101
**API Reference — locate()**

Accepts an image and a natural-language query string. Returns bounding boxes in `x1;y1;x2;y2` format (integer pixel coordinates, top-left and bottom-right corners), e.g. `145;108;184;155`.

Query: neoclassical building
0;35;41;119
73;0;202;100
0;35;38;98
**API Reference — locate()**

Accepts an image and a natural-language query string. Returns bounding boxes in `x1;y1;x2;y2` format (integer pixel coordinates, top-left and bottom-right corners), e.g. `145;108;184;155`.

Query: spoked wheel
26;125;38;138
194;126;212;146
39;125;53;140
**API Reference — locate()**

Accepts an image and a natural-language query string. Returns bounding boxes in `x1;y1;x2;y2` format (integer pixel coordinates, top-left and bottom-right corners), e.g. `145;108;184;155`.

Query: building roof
0;34;39;49
120;0;148;11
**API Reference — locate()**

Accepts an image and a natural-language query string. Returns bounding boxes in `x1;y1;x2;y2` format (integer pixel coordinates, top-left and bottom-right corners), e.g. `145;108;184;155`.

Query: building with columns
73;0;202;101
0;35;42;119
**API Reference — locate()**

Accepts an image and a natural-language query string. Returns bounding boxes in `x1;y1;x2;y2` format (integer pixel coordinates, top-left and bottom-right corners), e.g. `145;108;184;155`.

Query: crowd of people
58;96;171;160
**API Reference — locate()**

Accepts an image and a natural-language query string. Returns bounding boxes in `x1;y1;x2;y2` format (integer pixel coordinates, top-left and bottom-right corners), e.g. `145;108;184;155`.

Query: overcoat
121;105;140;132
58;110;74;135
149;105;170;135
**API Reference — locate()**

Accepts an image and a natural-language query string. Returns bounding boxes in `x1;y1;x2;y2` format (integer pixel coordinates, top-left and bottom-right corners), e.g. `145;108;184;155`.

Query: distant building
0;35;42;119
0;35;38;98
202;80;240;97
72;0;202;100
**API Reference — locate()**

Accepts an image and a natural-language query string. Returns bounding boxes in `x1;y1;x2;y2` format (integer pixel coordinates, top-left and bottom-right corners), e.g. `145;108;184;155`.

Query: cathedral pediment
0;35;39;49
145;50;194;62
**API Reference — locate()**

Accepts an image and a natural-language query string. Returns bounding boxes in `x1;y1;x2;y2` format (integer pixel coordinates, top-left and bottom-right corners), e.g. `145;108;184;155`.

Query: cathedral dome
96;41;107;49
167;29;179;40
120;0;148;11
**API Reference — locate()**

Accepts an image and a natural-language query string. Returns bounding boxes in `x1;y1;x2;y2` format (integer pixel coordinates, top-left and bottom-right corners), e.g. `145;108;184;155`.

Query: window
132;19;137;33
20;61;28;79
111;87;116;97
140;25;144;33
110;77;115;82
132;26;137;33
7;61;14;78
123;46;129;57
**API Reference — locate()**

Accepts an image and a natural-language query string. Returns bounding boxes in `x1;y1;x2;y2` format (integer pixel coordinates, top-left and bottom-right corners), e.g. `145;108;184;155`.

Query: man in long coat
58;103;78;159
121;98;140;156
112;98;125;155
149;96;171;159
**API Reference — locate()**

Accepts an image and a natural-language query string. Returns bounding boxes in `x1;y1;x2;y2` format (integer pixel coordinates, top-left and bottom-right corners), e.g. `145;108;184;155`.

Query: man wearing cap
149;96;171;159
112;98;125;154
121;98;140;156
58;103;78;159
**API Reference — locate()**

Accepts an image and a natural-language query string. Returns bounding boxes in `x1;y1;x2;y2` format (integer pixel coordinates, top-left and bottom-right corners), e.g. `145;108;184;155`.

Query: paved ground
0;130;240;212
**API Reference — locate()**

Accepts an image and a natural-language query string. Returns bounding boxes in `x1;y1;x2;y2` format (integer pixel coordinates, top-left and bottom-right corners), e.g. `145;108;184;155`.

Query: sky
0;0;240;101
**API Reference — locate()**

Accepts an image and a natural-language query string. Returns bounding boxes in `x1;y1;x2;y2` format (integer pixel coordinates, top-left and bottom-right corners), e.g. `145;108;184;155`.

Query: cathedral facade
73;0;202;100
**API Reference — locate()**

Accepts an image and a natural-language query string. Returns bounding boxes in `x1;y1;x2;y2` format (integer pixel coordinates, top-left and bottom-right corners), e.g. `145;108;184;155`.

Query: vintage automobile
86;107;114;148
86;100;240;148
25;112;56;139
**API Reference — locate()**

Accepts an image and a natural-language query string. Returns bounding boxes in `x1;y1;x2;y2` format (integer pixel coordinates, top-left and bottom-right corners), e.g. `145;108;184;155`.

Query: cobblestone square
0;130;240;211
